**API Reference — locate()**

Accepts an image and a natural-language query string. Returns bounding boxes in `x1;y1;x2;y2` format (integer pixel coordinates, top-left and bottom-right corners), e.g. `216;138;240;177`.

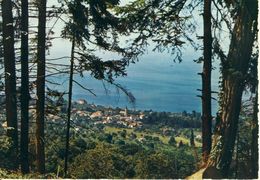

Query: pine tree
36;0;47;174
206;0;258;177
20;0;30;173
1;0;18;169
61;0;136;176
201;0;212;164
190;129;195;147
64;35;75;177
168;136;177;146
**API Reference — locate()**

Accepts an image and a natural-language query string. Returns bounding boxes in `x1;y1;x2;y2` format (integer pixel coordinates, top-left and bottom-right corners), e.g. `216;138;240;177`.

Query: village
72;99;146;128
61;99;201;129
0;98;202;141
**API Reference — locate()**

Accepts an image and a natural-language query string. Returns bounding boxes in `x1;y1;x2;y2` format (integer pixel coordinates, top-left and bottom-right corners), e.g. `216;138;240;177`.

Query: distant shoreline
73;98;203;114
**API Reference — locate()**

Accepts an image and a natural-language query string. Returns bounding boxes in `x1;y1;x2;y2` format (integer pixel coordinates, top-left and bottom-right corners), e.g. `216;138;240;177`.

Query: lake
49;47;220;114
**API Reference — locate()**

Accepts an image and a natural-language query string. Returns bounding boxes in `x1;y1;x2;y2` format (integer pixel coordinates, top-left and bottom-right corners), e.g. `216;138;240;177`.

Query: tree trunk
20;0;30;173
202;0;212;164
36;0;47;174
206;1;257;177
1;0;18;169
64;36;75;177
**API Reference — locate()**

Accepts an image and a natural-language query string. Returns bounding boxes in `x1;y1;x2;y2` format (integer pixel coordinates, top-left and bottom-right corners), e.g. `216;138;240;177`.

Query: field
104;126;202;147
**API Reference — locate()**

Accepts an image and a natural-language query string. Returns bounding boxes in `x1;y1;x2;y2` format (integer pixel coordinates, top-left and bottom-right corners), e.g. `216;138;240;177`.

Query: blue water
49;51;219;114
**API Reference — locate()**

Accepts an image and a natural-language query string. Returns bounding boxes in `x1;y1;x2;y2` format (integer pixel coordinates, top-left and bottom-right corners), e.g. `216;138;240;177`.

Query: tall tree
206;0;258;177
1;0;18;168
64;36;75;177
36;0;47;174
61;1;136;176
20;0;30;173
201;0;212;164
190;129;195;147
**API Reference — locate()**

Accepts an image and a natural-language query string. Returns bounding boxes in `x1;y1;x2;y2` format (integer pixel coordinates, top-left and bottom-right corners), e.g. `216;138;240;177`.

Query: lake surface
49;49;219;114
45;10;220;114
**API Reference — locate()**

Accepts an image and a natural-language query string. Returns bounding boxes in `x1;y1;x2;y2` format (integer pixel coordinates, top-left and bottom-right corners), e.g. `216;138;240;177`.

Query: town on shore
49;99;201;126
0;98;203;141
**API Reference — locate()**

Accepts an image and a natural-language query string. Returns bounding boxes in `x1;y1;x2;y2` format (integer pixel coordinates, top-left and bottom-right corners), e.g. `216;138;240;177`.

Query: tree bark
64;36;75;177
36;0;47;174
1;0;18;169
206;1;257;177
202;0;212;164
20;0;30;173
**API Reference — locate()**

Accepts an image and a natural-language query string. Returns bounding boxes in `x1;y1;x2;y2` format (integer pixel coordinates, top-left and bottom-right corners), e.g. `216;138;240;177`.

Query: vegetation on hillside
0;0;257;178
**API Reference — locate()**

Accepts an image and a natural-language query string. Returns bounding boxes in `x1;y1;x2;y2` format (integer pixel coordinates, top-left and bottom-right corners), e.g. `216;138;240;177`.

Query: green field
104;126;202;147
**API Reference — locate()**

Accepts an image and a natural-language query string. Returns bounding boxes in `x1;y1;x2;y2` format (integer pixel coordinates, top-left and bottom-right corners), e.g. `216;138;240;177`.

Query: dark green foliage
181;128;192;138
115;139;125;145
179;140;184;147
78;53;127;82
190;129;195;146
168;136;177;146
153;136;160;142
140;111;201;128
45;138;65;172
60;0;138;115
111;154;135;178
115;0;196;61
69;144;117;178
96;124;105;130
135;152;174;178
173;148;196;178
98;133;113;143
67;139;196;179
119;130;127;138
144;135;153;141
228;101;258;179
41;118;199;178
146;142;155;149
118;143;143;156
0;136;15;169
61;0;122;49
1;117;199;178
129;132;137;139
135;149;196;179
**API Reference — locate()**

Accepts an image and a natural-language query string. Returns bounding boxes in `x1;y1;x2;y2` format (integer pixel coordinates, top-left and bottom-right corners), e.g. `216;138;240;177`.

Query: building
77;99;87;105
90;111;103;119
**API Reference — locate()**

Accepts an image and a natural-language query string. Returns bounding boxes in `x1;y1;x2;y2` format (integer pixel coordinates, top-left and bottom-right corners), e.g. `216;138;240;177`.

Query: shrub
69;144;117;178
